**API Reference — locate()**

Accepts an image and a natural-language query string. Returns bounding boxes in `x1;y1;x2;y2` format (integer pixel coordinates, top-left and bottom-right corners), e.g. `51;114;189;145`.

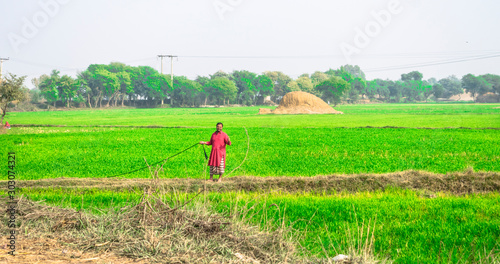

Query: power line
179;50;500;59
364;53;500;72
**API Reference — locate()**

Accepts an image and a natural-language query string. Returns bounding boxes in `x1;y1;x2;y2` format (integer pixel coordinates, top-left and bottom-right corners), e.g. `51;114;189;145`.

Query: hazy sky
1;0;500;88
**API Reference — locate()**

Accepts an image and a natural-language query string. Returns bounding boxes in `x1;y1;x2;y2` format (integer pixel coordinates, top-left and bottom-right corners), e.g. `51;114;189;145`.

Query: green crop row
8;187;500;263
5;104;500;128
1;127;499;180
208;189;500;263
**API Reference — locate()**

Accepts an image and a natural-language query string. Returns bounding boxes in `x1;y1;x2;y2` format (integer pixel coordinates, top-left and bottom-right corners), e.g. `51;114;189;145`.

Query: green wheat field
1;103;499;263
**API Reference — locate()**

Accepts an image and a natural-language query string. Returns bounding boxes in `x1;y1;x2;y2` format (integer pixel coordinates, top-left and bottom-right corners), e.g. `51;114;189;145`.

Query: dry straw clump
1;165;302;264
259;91;343;115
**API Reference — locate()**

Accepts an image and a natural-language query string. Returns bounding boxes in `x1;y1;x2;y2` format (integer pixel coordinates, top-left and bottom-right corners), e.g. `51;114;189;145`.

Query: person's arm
225;134;231;146
205;135;213;146
200;135;213;145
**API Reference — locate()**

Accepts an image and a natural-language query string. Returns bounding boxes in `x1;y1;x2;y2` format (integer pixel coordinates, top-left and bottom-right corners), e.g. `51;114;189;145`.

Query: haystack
260;91;343;114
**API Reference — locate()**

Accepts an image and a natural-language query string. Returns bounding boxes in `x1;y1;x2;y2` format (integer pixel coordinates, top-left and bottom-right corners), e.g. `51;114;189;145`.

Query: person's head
216;122;223;132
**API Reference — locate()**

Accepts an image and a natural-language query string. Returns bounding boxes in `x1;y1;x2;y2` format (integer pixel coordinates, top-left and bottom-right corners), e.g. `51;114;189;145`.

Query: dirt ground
0;237;149;263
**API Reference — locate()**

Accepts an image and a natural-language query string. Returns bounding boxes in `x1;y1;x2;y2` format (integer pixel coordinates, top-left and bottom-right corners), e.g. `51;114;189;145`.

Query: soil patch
0;236;146;264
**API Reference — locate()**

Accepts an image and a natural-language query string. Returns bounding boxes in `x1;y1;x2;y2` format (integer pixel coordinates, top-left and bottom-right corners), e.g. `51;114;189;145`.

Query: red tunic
207;131;231;167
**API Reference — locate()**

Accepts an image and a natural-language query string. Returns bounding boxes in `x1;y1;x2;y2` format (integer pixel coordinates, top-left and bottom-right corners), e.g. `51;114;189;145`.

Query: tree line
11;63;500;110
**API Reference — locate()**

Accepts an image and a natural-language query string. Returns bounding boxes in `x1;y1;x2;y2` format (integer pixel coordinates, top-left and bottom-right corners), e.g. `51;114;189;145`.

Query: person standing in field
200;122;231;182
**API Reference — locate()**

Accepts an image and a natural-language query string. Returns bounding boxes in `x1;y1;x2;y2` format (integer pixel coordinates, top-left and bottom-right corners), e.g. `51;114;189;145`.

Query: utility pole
158;55;167;74
0;57;9;80
157;54;177;105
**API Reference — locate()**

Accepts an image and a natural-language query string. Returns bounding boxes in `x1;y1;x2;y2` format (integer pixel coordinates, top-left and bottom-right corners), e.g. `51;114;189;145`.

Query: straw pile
259;91;343;114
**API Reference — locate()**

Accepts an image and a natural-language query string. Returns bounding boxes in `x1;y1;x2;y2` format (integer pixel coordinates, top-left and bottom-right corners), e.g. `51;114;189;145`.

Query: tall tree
333;67;366;102
132;66;158;106
295;76;314;94
438;75;463;98
94;69;119;107
400;71;428;102
264;71;292;102
285;81;301;93
340;64;366;80
481;74;500;95
195;76;210;86
0;74;27;125
39;70;60;107
462;74;490;101
433;83;445;99
172;76;203;107
387;80;403;102
311;71;329;86
31;74;49;103
146;73;170;105
252;74;274;105
315;76;351;106
230;70;257;104
210;70;231;80
58;75;79;108
116;71;132;106
401;71;423;81
204;77;237;105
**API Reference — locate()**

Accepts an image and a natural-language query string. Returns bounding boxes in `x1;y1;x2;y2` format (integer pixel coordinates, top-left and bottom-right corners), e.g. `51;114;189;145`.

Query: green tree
116;71;132;106
172;76;203;107
376;83;390;101
299;73;309;78
31;74;49;103
146;73;170;105
204;78;237;105
264;71;292;102
462;74;490;101
94;69;119;107
438;76;463;98
400;71;428;102
78;64;110;108
285;81;301;92
210;70;231;80
132;66;158;106
230;70;257;104
326;65;366;80
388;80;403;102
0;74;27;125
433;83;445;99
315;76;351;106
39;70;60;107
401;71;423;81
332;67;366;103
58;75;79;108
481;74;500;95
295;76;314;94
252;74;274;105
195;76;211;105
29;88;42;104
195;76;210;86
311;71;329;86
366;80;383;100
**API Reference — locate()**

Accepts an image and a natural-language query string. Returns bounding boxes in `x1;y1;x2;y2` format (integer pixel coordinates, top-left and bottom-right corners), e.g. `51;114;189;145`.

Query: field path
11;170;500;194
